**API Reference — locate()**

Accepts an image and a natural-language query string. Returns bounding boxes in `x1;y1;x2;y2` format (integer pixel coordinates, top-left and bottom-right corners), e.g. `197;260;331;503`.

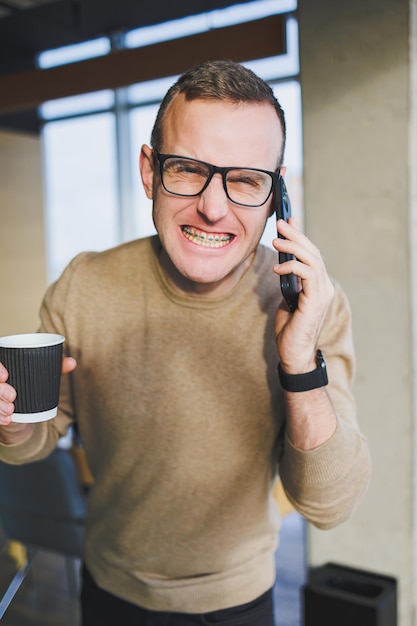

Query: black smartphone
275;176;299;312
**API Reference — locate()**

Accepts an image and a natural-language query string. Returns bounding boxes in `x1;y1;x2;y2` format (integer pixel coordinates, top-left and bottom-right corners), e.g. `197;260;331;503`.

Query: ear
139;145;155;200
268;167;287;217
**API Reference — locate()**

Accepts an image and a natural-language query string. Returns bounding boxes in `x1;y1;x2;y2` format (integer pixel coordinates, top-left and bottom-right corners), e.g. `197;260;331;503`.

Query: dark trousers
81;566;275;626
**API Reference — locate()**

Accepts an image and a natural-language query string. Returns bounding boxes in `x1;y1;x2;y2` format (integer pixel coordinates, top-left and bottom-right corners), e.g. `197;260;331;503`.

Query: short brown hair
150;59;286;165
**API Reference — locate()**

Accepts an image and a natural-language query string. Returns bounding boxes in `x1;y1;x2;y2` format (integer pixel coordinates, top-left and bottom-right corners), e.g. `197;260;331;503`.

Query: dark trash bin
303;562;397;626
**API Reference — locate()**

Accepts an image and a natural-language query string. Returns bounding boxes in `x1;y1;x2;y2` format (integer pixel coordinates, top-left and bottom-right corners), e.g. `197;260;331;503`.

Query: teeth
182;227;232;248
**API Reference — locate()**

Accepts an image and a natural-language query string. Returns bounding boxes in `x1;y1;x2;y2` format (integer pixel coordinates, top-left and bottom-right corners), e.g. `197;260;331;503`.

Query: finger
0;380;16;403
0;408;14;424
274;227;321;259
62;357;77;375
273;235;325;282
276;218;302;238
0;362;9;383
0;383;15;420
287;216;301;230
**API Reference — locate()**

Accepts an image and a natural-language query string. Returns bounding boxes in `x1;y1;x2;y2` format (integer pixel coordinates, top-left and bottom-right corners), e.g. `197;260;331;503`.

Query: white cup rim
0;333;65;348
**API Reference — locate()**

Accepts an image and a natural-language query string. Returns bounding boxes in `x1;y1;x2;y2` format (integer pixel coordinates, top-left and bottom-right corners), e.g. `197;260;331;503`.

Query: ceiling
0;0;256;75
0;0;269;134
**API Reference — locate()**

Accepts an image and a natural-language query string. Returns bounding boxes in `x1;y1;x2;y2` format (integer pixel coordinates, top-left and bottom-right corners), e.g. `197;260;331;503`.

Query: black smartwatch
278;350;328;392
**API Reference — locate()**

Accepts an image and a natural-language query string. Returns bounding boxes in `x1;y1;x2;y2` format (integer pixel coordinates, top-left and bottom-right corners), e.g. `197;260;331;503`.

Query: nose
196;173;229;222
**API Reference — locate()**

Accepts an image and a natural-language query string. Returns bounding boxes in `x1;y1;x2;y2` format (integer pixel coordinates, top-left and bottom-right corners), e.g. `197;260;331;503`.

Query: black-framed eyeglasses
154;152;281;208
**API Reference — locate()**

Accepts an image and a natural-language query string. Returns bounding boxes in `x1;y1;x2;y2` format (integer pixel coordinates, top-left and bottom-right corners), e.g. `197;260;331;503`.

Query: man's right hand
0;357;77;444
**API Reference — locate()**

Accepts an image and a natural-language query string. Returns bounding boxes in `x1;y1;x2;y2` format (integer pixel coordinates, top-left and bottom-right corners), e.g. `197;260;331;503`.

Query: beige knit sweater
0;236;370;613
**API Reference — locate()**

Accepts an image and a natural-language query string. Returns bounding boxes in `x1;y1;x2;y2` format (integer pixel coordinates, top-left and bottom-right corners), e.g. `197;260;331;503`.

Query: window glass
37;37;110;68
261;80;303;248
42;113;119;282
244;16;299;79
126;14;298;106
129;104;159;239
125;0;296;48
40;90;115;121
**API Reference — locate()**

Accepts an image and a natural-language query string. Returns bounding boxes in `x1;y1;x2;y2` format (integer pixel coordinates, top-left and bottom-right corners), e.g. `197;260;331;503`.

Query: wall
298;1;416;625
0;130;47;334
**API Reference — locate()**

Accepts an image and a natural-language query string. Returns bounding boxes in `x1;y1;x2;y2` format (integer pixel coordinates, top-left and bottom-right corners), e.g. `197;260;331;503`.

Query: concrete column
298;1;416;624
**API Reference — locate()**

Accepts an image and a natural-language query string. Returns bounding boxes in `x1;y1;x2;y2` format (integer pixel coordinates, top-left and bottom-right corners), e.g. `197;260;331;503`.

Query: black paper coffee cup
0;333;65;423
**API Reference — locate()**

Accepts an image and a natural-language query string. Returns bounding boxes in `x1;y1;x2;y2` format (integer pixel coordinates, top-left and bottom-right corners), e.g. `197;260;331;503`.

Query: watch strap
278;349;328;392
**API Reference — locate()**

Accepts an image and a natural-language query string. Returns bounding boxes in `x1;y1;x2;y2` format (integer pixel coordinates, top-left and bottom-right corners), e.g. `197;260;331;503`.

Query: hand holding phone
275;176;299;313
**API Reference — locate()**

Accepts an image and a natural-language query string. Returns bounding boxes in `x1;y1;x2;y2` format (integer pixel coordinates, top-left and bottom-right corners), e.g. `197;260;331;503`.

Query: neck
158;248;255;298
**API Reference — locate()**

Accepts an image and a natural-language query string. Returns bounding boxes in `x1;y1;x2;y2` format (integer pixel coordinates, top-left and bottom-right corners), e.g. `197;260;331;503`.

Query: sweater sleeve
278;281;371;529
0;256;85;465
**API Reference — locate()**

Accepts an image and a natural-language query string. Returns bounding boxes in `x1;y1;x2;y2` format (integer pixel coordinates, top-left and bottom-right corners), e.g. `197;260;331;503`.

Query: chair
0;447;87;619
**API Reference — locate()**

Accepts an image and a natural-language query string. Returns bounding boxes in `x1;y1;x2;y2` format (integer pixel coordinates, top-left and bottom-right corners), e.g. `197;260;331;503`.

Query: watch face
316;350;326;368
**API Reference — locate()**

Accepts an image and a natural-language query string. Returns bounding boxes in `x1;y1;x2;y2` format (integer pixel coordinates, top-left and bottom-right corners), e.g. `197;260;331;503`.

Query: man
0;60;371;626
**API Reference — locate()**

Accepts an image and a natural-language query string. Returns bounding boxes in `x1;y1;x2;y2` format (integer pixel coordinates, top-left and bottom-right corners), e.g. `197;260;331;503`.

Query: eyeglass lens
161;156;273;207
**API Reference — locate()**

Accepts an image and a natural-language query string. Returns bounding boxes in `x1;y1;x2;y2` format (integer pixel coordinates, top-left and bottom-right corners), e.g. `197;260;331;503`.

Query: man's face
140;94;284;296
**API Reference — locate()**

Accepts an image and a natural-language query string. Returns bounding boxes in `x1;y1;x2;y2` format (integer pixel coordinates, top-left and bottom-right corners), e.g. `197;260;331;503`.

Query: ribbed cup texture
0;344;63;413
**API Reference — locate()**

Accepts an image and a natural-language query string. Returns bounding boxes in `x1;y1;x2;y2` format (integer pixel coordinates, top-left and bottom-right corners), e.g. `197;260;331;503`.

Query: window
39;0;301;282
42;113;119;277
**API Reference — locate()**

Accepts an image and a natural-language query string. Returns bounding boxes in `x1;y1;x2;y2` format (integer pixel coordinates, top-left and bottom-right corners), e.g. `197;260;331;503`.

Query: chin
183;269;228;285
